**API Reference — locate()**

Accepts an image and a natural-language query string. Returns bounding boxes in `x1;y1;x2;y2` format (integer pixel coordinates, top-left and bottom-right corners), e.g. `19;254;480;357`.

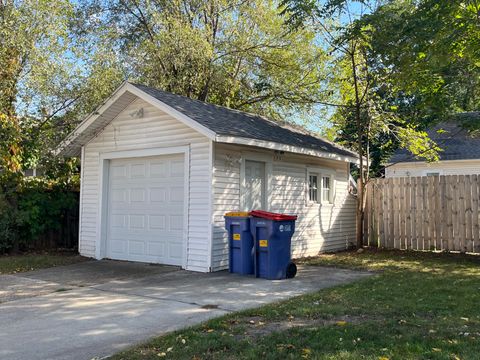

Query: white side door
244;160;266;210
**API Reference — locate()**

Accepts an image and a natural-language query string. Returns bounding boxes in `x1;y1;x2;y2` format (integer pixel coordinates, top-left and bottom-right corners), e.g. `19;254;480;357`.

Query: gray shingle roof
131;83;357;159
390;119;480;163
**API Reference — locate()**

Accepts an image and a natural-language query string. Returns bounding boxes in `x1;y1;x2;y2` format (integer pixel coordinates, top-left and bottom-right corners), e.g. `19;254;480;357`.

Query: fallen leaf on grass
336;321;347;326
302;348;312;358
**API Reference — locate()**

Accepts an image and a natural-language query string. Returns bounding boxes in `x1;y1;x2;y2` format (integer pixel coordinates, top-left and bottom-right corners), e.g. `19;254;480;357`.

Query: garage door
106;154;185;265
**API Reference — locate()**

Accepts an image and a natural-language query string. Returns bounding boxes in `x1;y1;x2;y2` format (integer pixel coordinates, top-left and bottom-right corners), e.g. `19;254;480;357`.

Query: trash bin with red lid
249;210;298;280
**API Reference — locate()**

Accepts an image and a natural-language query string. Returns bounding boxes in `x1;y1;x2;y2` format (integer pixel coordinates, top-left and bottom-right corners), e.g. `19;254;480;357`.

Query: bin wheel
286;262;297;279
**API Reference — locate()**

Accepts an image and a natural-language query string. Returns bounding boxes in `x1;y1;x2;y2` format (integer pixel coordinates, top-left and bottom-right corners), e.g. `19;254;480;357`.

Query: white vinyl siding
79;98;211;272
211;143;356;271
211;145;241;270
386;159;480;177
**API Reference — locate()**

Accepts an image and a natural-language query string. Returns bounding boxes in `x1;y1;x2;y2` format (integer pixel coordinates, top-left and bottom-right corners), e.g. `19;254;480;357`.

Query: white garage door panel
106;154;185;265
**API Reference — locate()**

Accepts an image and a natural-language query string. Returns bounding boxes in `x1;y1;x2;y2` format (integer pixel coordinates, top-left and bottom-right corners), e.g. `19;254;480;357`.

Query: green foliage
0;0;124;171
77;0;330;120
0;173;79;253
0;0;77;115
0;113;22;172
364;0;480;118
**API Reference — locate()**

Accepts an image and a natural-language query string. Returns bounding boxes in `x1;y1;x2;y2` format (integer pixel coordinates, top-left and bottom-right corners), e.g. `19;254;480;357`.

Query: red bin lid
249;210;297;221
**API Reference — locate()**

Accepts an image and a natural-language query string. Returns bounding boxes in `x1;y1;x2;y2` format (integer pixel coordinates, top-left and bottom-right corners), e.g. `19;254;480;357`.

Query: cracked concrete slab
0;260;372;360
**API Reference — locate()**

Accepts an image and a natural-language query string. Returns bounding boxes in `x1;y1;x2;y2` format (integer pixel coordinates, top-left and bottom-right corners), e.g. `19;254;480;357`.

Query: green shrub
0;172;79;253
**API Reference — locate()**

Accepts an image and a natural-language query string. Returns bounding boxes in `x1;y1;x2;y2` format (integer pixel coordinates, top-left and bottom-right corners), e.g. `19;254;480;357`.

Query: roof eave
215;135;360;164
55;81;133;157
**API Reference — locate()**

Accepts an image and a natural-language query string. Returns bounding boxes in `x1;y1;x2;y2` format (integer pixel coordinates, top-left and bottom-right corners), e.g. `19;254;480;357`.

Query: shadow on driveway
0;260;372;360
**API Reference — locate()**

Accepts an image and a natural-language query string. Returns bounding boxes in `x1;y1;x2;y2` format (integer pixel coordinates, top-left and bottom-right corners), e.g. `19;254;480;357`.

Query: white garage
106;154;185;265
58;82;359;272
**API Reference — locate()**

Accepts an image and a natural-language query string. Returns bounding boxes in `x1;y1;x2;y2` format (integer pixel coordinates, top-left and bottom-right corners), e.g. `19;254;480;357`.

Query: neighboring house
386;120;480;178
57;82;359;272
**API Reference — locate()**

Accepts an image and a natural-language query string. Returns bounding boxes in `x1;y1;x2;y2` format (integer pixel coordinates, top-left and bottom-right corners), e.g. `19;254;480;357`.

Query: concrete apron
0;260;371;360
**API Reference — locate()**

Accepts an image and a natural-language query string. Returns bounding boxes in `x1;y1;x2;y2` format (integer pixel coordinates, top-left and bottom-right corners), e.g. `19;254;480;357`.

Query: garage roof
57;82;358;162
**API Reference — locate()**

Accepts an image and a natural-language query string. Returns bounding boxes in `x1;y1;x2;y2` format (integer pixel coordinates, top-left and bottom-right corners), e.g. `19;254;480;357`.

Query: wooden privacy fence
364;175;480;253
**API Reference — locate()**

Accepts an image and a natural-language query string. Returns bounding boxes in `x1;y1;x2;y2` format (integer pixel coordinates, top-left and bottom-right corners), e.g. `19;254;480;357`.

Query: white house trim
78;146;85;253
216;135;359;164
207;139;214;272
95;145;191;269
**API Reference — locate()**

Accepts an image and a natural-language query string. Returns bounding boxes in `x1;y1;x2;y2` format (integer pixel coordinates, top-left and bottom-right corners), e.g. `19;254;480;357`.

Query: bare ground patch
226;314;380;341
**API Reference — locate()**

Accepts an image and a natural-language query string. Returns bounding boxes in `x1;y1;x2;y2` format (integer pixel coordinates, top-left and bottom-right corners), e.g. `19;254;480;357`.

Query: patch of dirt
201;304;219;309
231;315;380;340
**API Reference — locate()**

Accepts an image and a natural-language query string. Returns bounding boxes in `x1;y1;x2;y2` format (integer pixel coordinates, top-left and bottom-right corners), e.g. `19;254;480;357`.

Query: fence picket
405;177;412;249
388;178;395;248
472;175;480;253
440;176;448;251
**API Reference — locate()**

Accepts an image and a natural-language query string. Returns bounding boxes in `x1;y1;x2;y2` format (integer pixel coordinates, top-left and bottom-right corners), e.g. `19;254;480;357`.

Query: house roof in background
390;118;480;163
57;82;358;162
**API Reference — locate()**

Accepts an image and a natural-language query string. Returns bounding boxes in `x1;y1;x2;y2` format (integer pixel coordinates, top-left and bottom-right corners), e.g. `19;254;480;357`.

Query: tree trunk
350;45;365;249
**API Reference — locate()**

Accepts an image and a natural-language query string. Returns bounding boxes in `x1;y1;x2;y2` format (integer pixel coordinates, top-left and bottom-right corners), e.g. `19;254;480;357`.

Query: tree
0;0;125;175
363;0;480;127
281;0;438;248
76;0;331;120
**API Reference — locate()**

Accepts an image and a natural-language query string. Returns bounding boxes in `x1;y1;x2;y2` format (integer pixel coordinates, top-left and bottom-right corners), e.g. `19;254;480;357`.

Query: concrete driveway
0;260;371;360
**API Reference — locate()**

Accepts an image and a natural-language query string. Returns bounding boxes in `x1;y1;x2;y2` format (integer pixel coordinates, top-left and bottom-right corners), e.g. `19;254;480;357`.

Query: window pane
309;175;317;202
322;176;330;189
322;176;331;203
323;188;330;202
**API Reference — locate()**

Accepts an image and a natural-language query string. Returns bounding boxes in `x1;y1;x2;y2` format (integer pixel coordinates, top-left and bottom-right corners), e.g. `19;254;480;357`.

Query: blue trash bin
249;210;298;280
224;212;254;275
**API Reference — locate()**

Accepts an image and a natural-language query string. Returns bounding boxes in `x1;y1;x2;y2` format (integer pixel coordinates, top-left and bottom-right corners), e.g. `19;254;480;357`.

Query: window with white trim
308;174;318;202
307;170;335;204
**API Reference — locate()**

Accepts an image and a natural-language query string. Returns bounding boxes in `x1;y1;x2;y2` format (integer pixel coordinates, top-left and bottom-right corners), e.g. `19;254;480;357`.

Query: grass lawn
0;252;86;274
112;249;480;360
